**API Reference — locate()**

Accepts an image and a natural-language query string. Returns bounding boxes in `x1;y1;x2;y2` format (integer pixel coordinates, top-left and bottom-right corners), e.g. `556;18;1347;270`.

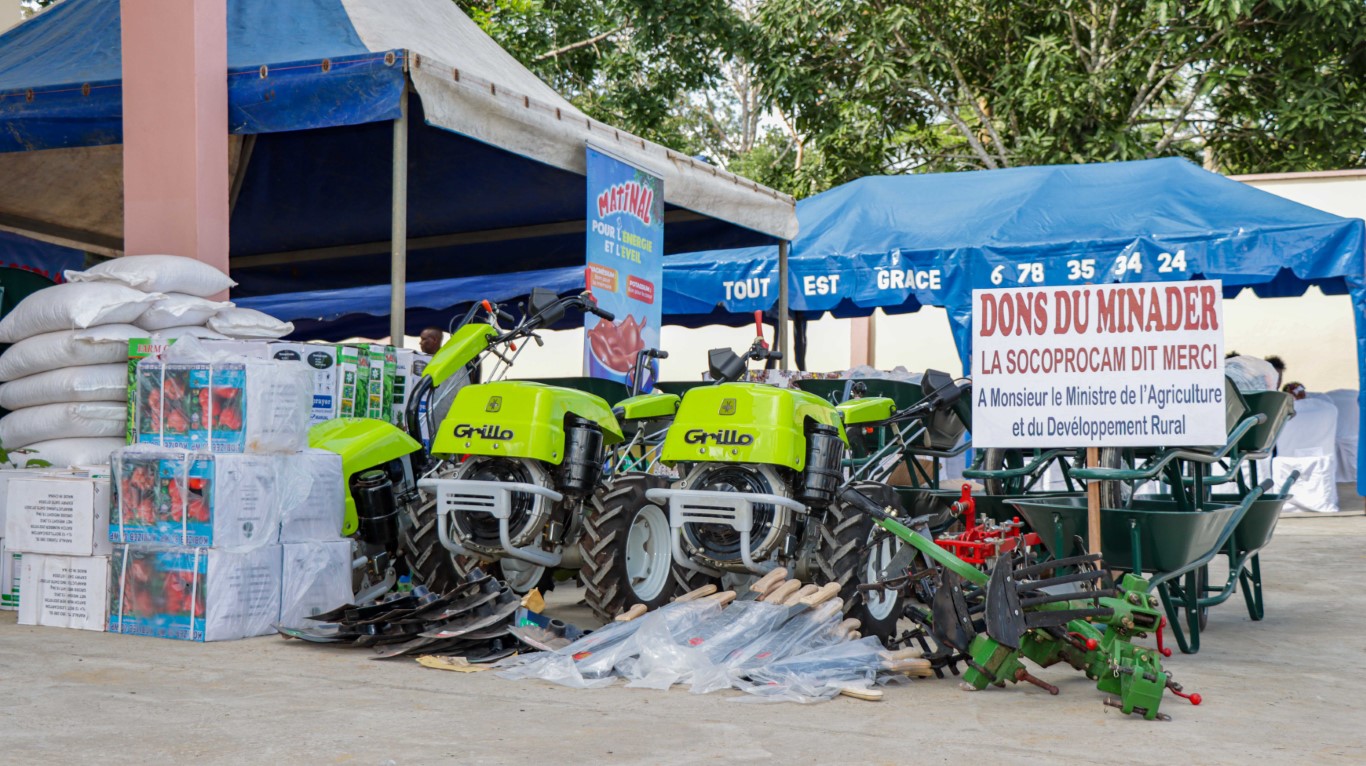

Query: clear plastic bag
623;600;793;690
690;599;845;694
496;598;723;689
732;636;887;704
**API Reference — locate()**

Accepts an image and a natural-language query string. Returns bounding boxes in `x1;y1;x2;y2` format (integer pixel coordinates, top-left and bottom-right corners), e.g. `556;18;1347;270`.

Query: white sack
0;364;127;410
65;254;236;297
135;293;231;331
0;402;127;449
153;325;230;341
207;308;294;340
19;437;124;468
0;325;144;382
0;283;157;343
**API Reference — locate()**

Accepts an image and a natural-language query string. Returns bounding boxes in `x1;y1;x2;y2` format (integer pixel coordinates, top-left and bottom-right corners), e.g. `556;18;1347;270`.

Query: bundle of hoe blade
497;568;930;703
276;569;520;663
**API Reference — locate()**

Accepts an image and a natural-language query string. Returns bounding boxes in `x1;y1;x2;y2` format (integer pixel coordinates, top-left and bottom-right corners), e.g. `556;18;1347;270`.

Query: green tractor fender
614;391;680;422
310;417;422;536
837;396;896;426
431;380;624;464
660;382;847;471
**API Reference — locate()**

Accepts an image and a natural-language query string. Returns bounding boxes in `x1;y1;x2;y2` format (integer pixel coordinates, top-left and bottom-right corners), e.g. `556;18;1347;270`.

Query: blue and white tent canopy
0;0;796;299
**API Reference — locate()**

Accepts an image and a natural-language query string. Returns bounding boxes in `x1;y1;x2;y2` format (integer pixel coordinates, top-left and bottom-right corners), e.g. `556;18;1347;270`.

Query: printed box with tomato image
111;446;281;549
108;543;282;642
133;358;310;454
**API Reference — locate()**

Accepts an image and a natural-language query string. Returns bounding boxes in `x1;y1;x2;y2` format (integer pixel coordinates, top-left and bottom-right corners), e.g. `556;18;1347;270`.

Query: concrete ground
2;513;1364;765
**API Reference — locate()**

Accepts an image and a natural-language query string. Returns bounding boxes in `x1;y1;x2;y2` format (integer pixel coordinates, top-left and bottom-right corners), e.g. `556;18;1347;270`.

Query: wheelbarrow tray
1135;491;1290;555
1007;496;1239;573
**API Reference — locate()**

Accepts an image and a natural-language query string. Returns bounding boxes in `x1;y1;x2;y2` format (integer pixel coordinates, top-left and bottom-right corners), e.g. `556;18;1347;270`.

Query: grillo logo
452;423;515;440
683;429;754;446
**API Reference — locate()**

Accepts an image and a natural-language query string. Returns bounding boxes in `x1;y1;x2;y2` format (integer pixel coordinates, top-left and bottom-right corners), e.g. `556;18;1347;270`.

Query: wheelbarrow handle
1277;470;1301;497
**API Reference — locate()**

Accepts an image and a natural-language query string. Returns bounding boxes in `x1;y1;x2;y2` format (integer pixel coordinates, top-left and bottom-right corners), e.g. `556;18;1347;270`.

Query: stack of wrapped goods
4;466;116;630
107;336;352;640
0;255;296;469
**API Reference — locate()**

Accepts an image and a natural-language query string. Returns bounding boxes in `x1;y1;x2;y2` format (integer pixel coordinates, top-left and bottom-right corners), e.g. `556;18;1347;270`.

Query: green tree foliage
457;0;746;150
753;0;1366;182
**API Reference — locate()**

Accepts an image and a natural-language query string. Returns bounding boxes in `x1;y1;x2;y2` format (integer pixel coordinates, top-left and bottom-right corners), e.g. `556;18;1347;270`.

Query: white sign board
972;282;1226;448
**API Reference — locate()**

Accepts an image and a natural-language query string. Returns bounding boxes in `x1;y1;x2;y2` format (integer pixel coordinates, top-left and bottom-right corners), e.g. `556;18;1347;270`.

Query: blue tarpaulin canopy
0;0;795;307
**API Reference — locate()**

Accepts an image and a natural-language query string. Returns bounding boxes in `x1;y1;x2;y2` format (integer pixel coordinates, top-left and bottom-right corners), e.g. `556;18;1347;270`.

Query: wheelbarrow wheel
816;482;907;646
980;448;1024;496
1092;448;1132;509
580;474;703;622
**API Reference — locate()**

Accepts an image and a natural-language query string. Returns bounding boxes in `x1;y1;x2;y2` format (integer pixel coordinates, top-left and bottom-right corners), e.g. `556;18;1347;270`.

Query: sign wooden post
1086;447;1102;554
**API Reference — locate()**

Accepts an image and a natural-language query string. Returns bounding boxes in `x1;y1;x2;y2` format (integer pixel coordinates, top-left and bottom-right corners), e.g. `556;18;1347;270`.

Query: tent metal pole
389;83;409;347
778;239;790;370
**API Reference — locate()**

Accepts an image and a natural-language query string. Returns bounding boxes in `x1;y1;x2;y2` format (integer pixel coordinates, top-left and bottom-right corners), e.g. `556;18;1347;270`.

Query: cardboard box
134;357;311;453
279;449;344;543
4;476;113;556
392;350;432;428
197;339;271;359
269;343;340;427
127;338;178;444
0;540;18;610
17;553;110;631
338;345;363;418
111;446;281;548
365;344;394;421
279;540;353;629
108;544;283;642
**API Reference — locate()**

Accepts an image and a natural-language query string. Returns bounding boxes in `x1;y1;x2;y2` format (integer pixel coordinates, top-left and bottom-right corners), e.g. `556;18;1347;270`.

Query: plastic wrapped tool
732;636;888;704
690;599;845;694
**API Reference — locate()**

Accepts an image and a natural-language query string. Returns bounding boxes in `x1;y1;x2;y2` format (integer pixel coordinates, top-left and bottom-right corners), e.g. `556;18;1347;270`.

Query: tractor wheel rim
863;533;899;621
500;557;546;594
626;503;671;602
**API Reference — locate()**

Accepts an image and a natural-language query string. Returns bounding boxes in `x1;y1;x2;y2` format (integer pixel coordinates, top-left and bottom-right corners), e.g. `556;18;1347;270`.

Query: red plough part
935;484;1041;567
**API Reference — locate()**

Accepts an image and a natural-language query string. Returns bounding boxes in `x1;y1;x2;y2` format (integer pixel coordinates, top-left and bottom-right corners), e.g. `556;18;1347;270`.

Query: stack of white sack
0;255;297;468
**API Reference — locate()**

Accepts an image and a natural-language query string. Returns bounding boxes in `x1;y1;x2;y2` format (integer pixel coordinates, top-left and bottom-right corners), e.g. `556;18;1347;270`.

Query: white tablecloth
1321;389;1359;483
1274;396;1340;512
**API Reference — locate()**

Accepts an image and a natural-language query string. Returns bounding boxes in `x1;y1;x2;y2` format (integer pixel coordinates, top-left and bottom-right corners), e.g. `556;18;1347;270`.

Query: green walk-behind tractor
586;316;930;639
309;287;640;595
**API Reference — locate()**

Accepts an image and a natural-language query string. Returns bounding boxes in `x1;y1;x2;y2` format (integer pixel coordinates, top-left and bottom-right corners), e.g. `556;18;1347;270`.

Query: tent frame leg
778;239;790;370
390;82;409;347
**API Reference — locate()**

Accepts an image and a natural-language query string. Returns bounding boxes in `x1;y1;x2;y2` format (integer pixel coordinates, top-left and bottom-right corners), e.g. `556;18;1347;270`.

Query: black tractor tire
580;474;712;622
814;482;907;646
399;493;462;594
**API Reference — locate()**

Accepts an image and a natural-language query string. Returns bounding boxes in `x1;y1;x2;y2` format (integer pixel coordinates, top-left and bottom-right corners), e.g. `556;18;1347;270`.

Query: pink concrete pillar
850;315;875;368
121;0;230;287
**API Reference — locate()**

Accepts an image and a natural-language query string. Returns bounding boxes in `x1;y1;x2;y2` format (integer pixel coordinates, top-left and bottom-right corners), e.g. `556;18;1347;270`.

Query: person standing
419;326;445;355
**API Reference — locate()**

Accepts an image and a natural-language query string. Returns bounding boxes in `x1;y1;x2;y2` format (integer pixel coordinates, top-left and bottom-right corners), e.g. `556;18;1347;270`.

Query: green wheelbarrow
1136;471;1299;624
1006;480;1278;655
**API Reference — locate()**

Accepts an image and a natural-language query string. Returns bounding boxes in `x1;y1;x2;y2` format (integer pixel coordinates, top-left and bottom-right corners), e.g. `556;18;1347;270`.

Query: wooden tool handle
615;603;648;622
809;599;843;621
760;580;802;603
799;582;842;606
884;658;934;677
880;647;924;661
674;584;718;603
706;590;738;607
782;584;821;605
750;568;788;594
835;618;861;638
848;631;862;640
838;686;884;701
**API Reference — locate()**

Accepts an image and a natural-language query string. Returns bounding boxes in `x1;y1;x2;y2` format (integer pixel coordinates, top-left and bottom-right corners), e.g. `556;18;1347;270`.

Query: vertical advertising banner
584;146;664;391
972;281;1227;448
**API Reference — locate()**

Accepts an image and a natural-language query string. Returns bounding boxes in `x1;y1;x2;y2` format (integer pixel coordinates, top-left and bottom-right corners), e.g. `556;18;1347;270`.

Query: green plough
840;487;1199;720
